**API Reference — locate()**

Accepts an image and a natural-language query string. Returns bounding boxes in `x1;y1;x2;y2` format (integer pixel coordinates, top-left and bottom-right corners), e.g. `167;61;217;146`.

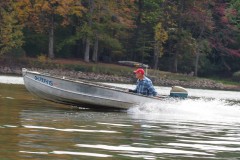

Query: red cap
134;68;145;75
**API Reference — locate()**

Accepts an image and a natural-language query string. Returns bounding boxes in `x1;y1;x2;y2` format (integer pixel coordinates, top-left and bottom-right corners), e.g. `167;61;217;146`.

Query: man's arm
146;82;157;96
128;80;139;93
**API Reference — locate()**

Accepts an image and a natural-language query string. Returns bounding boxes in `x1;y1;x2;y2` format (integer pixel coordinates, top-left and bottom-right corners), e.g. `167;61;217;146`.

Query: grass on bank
208;77;240;86
0;57;238;85
26;58;199;81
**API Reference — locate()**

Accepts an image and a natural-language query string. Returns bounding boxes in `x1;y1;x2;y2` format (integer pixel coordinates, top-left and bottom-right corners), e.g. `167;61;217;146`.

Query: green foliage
79;23;94;39
227;0;240;29
22;31;48;57
141;0;164;24
134;29;153;62
100;34;122;50
233;71;240;82
37;54;47;63
65;64;87;72
62;62;132;76
0;1;24;55
55;26;81;53
154;22;168;56
198;39;211;54
168;29;196;56
4;48;26;59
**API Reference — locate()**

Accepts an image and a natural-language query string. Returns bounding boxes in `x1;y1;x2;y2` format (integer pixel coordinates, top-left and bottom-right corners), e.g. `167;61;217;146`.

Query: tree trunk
194;48;199;76
153;43;159;70
48;13;54;59
84;38;90;62
84;0;94;62
174;53;178;73
76;40;81;58
194;25;205;76
221;55;231;71
92;36;98;62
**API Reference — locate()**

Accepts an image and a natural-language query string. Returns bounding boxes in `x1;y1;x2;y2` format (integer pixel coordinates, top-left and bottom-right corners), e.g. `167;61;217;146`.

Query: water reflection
17;104;240;159
0;77;240;159
23;125;120;133
75;143;212;155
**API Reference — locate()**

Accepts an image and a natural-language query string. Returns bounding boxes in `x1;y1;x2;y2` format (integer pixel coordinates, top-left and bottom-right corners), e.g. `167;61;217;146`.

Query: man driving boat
129;68;157;97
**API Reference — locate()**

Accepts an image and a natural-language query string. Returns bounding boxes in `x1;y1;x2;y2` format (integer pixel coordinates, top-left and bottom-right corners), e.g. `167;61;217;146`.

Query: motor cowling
170;86;188;98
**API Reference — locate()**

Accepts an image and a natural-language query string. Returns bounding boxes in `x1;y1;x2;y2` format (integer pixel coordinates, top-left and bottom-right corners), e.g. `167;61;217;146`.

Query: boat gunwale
24;69;165;100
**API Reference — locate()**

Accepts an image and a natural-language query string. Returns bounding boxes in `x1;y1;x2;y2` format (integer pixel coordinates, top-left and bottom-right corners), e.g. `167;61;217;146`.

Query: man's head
134;68;144;79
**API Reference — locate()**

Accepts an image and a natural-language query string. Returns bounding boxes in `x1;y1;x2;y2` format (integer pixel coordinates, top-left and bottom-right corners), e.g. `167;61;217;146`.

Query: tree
81;0;136;62
154;22;168;69
163;0;190;73
0;1;24;55
16;0;84;59
227;0;240;29
133;0;166;68
210;0;240;74
83;0;93;62
184;0;214;76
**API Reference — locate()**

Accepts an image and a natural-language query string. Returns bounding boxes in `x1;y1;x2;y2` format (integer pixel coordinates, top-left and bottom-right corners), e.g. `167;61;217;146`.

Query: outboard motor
170;86;188;98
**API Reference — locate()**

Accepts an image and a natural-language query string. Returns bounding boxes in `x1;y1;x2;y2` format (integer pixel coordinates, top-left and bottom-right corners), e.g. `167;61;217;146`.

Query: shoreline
0;66;239;91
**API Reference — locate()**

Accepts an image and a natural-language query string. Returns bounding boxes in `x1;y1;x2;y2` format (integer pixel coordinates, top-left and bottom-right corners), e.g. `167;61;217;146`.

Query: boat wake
127;98;240;123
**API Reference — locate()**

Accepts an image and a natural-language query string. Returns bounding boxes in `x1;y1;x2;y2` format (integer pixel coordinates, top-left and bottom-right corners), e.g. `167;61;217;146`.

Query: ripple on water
23;125;120;133
75;144;213;156
20;151;112;157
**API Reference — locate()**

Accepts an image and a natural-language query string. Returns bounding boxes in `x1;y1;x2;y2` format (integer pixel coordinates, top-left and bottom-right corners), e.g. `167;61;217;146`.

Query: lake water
0;75;240;160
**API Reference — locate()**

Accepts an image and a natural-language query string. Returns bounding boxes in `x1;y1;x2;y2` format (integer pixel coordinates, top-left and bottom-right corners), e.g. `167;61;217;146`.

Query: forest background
0;0;239;82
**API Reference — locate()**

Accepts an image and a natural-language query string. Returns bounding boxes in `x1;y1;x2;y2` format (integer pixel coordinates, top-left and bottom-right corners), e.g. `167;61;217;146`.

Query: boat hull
22;68;162;109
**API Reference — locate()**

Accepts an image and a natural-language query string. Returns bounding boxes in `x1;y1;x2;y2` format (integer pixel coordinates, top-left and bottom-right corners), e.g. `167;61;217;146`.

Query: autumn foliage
0;0;239;77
